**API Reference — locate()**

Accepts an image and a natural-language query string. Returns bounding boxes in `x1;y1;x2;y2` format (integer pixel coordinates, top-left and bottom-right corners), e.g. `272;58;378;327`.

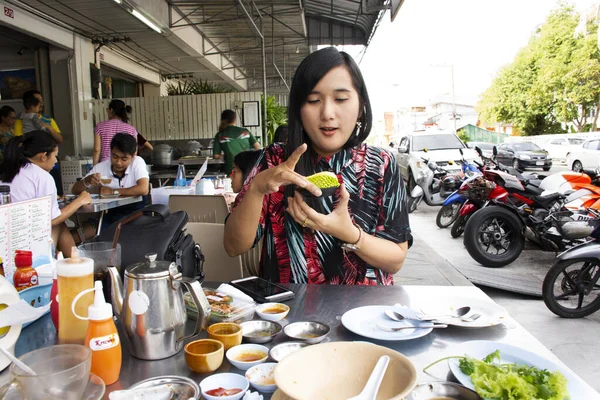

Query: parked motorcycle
436;150;482;228
407;153;453;213
542;208;600;318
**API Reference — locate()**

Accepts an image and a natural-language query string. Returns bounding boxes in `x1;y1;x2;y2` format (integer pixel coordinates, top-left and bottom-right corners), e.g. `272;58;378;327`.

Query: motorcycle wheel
542;258;600;318
463;206;524;268
436;203;461;228
407;196;419;213
450;214;469;238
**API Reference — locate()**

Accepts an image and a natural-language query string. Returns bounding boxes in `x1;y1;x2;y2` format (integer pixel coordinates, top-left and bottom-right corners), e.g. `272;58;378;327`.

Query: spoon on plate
347;355;390;400
385;306;471;323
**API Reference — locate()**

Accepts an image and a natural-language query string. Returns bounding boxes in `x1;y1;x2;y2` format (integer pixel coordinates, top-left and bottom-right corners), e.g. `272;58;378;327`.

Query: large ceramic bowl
274;342;417;400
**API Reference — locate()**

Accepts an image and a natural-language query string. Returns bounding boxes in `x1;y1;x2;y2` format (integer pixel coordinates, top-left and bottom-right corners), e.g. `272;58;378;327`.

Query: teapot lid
125;253;178;279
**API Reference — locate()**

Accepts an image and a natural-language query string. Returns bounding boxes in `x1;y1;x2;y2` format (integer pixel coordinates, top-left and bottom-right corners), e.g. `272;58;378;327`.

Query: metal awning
4;0;391;90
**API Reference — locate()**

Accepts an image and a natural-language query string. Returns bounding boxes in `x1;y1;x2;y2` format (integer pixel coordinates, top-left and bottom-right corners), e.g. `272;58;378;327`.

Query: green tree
478;3;600;135
166;78;233;95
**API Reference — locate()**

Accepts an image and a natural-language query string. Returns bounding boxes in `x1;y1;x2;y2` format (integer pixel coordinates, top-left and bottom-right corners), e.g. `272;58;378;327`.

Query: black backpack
97;204;204;281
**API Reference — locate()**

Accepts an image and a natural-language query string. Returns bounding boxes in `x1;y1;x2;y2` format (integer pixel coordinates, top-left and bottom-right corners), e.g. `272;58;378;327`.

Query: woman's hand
287;184;360;244
249;144;322;197
77;191;92;206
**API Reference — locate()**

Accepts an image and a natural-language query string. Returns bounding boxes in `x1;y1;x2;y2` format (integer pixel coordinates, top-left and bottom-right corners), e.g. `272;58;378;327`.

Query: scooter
542;208;600;318
436;149;481;228
407;155;449;213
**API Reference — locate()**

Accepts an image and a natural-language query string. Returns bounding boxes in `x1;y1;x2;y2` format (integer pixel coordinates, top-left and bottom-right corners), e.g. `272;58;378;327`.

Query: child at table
231;150;262;193
0;131;91;257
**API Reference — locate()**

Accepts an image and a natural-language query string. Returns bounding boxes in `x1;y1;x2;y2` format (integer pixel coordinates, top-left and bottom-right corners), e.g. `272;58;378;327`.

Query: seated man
72;133;149;230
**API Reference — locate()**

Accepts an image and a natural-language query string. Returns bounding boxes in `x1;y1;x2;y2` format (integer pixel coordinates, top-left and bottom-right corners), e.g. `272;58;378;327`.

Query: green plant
457;128;470;144
263;95;287;144
166;78;233;95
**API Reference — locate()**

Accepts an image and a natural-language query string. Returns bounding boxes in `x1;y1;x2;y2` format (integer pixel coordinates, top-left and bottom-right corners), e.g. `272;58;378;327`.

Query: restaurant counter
3;284;599;399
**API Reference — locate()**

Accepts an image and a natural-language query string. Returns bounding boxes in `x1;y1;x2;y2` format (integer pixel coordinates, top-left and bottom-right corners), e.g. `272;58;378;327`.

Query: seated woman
225;47;412;285
0;131;91;257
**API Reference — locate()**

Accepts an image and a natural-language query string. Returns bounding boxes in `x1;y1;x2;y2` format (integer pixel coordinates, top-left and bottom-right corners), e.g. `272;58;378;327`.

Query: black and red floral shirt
230;143;412;285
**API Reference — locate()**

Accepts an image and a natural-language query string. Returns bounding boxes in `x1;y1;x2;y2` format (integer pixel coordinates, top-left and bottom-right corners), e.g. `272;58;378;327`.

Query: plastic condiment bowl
184;339;224;374
226;344;269;371
255;303;290;321
200;373;249;400
207;322;243;351
245;362;278;393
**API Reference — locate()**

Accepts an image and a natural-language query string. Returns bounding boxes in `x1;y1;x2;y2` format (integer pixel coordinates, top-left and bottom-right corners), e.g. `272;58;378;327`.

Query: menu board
0;196;52;281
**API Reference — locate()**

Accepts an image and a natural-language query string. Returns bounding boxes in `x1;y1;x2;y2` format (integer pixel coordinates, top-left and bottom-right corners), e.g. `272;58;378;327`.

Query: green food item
306;172;340;189
458;350;569;400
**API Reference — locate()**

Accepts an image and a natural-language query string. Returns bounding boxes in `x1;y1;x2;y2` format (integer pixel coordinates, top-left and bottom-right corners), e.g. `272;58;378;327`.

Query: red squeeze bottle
50;251;63;331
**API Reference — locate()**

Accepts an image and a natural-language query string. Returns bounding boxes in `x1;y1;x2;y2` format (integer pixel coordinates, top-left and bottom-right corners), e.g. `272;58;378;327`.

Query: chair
169;195;229;223
241;240;262;277
184;222;244;281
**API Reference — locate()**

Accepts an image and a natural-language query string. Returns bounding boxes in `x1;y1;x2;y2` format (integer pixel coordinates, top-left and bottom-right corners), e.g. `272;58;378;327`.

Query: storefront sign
4;6;14;18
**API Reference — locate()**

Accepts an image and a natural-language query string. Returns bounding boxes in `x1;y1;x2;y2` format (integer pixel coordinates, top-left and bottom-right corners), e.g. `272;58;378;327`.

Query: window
499;144;508;150
584;141;597;149
411;134;465;151
551;139;563;145
513;142;541;151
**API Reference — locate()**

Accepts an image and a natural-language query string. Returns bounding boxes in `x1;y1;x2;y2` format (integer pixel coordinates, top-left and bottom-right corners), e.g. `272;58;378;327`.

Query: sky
345;0;600;123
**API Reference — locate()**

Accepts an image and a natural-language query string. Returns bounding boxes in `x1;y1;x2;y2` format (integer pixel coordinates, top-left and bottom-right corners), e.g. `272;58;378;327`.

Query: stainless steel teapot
107;253;211;360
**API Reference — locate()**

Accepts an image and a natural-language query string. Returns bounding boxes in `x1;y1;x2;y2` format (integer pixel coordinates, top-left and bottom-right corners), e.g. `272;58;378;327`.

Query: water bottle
176;163;186;189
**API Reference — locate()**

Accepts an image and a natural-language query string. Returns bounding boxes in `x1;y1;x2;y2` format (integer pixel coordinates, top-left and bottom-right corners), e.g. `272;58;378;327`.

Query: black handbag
97;204;204;280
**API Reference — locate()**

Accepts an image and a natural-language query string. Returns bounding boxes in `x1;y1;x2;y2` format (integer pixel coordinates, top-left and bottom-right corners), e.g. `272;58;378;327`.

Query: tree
477;3;600;135
166;78;233;95
262;95;287;144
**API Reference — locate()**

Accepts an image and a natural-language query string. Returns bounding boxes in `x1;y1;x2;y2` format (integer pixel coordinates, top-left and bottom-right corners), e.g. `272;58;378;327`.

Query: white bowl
226;344;269;371
255;303;290;321
245;363;278;393
200;373;249;400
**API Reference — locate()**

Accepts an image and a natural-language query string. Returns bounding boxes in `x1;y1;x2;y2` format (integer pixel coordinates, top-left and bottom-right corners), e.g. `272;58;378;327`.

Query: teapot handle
177;279;211;348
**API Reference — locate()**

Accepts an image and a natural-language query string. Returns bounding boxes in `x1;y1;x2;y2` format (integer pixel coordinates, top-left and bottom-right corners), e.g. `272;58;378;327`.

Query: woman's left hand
287;184;360;244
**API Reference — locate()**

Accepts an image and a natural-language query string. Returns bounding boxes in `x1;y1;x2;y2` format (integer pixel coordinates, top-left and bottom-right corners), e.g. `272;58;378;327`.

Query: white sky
347;0;600;121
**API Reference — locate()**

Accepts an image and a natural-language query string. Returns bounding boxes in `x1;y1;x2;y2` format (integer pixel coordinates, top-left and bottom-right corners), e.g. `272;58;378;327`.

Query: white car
396;132;480;187
543;137;585;163
565;139;600;172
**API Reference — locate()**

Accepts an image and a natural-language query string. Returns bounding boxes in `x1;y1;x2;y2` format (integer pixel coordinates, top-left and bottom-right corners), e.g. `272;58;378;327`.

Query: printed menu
0;196;52;281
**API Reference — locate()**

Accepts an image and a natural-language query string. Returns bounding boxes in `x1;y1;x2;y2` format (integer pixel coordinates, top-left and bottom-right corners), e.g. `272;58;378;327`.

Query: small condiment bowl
184;339;224;374
208;322;243;351
283;321;330;344
408;381;482;400
269;341;309;363
255;303;290;321
200;373;249;400
226;344;269;371
240;320;282;344
245;362;278;393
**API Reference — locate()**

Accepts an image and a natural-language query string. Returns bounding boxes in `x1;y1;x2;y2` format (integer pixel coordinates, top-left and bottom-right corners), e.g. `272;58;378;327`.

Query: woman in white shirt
0;130;91;257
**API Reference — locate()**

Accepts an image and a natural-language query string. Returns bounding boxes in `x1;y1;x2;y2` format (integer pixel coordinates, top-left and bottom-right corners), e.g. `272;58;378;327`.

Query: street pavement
396;162;600;392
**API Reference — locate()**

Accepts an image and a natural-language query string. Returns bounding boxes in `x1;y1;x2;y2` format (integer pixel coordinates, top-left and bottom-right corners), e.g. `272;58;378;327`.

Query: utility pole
451;64;457;135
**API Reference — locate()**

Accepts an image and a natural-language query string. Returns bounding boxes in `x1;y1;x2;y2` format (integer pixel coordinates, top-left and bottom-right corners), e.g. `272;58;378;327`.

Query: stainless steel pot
152;144;175;167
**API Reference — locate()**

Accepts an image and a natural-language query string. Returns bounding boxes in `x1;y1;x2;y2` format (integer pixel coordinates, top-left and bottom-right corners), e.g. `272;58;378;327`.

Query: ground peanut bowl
274;341;417;400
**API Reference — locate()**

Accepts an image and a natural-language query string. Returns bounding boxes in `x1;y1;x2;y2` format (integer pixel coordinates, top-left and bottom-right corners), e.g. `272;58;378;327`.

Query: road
407;162;600;391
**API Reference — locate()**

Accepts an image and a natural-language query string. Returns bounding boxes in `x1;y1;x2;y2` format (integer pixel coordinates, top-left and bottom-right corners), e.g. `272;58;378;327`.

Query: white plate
448;340;591;400
419;296;508;328
341;305;434;341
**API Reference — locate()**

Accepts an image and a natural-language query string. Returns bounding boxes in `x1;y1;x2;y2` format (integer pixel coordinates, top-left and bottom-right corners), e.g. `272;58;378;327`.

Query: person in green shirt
213;109;261;174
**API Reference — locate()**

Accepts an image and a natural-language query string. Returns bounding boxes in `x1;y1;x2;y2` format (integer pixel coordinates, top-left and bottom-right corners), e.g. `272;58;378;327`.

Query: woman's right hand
249;144;322;196
77;191;92;206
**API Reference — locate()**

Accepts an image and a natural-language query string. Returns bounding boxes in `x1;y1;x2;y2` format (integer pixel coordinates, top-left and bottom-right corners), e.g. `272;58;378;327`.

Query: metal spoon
385;306;471;322
347;355;390;400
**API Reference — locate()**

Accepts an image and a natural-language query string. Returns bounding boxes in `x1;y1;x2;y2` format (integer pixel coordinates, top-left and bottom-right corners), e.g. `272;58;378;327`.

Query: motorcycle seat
534;192;563;207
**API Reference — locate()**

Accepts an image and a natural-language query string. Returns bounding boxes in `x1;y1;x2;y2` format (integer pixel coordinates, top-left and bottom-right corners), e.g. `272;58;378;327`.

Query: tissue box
18;282;52;328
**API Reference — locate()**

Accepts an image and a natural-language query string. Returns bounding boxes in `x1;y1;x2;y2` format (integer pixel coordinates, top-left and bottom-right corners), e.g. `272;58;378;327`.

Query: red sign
4;6;14;19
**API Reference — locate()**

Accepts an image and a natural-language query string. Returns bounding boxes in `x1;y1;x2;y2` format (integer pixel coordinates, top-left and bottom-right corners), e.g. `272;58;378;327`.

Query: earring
355;121;362;136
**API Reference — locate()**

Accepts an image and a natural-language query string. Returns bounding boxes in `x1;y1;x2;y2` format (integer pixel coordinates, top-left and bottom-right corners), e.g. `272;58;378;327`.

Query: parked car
565;139;600;172
543;137;585;163
495;142;552;172
466;142;495;158
396;132;480;188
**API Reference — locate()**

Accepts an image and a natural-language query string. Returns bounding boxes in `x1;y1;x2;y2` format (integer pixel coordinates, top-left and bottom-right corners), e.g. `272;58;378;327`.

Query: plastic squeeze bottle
72;280;122;385
50;251;64;331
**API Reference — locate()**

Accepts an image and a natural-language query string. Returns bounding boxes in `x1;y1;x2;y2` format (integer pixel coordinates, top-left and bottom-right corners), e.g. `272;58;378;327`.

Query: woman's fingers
295;192;322;224
284;143;307;169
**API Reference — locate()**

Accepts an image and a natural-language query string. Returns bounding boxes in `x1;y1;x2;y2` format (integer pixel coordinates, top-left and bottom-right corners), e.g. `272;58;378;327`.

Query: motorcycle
463;155;600;268
407;154;452;213
436;151;482;228
542;208;600;318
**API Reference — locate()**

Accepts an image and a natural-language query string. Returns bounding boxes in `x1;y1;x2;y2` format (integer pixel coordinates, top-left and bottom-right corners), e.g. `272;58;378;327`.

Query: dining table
3;283;599;399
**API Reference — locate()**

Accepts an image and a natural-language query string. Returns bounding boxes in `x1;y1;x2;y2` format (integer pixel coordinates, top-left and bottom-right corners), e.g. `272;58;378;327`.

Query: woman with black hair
231;150;262;193
93;99;138;165
225;47;412;285
0;105;16;161
0;131;91;257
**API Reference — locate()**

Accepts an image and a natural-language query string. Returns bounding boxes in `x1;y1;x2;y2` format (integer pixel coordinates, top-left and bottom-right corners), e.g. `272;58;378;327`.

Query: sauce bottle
12;250;38;291
72;281;122;385
0;257;4;277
